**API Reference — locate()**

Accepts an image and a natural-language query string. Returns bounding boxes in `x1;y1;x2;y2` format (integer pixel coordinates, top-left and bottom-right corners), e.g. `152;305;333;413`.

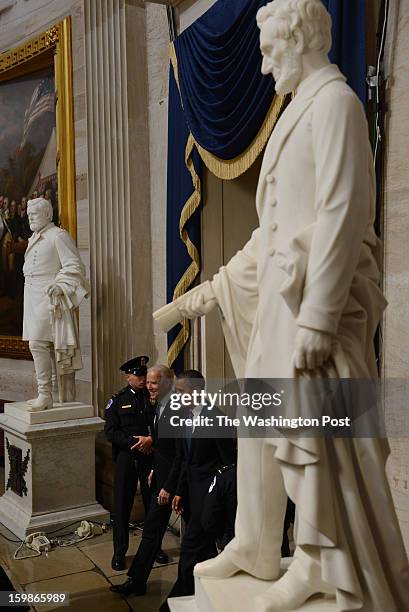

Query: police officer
110;365;182;597
104;355;154;571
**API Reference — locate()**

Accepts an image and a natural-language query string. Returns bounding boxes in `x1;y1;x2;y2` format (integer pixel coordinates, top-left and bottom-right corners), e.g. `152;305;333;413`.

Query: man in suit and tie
160;370;237;609
111;364;182;596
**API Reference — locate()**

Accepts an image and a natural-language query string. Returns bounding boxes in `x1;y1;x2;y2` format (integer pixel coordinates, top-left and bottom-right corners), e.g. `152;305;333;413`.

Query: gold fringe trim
167;134;202;368
169;42;287;179
193;94;286;179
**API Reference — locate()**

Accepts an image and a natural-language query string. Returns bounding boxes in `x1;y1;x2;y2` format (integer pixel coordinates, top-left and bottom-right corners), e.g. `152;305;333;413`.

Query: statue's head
27;197;53;232
257;0;332;94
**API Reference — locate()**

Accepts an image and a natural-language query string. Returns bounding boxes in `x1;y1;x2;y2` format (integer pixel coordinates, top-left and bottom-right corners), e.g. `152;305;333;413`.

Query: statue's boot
195;438;287;582
194;552;242;579
27;393;53;411
255;554;335;611
27;341;54;411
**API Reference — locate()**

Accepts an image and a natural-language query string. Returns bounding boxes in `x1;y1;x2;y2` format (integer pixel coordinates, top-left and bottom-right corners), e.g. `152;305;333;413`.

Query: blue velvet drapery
324;0;367;103
174;0;275;160
166;0;367;370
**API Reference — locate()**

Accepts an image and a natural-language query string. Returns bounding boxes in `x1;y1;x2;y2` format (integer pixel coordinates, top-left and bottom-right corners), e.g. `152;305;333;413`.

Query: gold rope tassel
167;134;202;368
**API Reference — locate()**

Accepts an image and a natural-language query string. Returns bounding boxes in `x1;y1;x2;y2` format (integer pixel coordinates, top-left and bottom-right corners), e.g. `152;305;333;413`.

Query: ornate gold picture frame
0;18;76;359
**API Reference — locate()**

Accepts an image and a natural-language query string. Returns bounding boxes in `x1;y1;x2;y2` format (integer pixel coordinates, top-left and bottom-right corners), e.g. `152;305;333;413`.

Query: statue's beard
29;219;47;232
274;52;303;95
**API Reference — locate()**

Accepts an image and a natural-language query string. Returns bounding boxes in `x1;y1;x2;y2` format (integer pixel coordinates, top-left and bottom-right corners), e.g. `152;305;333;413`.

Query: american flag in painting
20;77;55;148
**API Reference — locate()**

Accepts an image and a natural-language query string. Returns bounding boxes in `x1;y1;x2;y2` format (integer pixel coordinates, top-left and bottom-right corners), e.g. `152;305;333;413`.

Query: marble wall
382;0;409;553
146;2;170;364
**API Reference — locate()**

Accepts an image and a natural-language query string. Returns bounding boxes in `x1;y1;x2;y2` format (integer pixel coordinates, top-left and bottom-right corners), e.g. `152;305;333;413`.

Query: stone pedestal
168;573;338;612
0;402;109;540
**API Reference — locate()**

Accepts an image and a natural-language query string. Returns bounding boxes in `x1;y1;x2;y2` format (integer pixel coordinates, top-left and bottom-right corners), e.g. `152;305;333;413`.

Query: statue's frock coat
211;65;409;611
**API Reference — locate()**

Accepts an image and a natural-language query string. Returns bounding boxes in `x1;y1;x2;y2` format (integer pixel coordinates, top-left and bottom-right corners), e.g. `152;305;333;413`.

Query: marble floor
0;468;180;612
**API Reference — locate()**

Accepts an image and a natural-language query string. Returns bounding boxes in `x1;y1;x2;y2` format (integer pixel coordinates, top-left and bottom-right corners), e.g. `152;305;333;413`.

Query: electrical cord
45;520;109;536
8;521;110;560
13;542;41;561
129;521;144;533
53;533;95;548
42;521;87;536
0;532;22;544
366;0;390;368
373;0;390;167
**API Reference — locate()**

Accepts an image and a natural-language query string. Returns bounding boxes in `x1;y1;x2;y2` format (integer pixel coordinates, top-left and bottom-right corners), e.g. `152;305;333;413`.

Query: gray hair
257;0;332;56
27;197;53;222
148;365;174;381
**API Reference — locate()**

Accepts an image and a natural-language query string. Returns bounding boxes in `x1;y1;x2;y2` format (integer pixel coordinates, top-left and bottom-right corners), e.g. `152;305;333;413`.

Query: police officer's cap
120;356;149;376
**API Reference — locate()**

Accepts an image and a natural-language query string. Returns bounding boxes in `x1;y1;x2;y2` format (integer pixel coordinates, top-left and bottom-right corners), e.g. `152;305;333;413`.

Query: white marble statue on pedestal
154;1;409;610
23;197;89;411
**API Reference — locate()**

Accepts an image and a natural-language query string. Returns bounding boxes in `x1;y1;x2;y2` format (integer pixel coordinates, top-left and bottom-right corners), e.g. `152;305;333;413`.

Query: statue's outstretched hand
176;286;217;319
153;281;217;331
294;327;332;371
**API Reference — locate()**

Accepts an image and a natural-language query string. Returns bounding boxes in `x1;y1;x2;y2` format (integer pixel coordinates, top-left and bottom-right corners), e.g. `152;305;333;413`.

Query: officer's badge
208;476;217;493
106;399;113;410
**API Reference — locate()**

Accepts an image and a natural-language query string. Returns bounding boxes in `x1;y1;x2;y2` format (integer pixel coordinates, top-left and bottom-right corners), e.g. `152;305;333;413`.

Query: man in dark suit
104;355;153;571
160;370;237;609
111;364;181;596
201;465;295;557
201;464;237;552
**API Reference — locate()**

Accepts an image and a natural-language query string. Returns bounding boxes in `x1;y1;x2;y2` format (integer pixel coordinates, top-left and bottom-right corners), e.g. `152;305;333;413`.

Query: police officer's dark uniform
104;356;153;570
110;387;183;597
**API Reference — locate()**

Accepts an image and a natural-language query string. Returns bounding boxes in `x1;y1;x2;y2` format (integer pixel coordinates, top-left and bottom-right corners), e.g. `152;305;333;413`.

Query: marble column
84;0;154;414
84;0;154;513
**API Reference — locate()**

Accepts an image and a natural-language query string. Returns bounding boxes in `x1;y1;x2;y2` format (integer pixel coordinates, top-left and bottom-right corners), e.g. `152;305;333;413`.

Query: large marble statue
23;197;89;411
154;1;409;610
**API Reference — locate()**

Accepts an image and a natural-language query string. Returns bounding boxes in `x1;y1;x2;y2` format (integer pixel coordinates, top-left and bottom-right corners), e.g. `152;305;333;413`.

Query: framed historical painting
0;18;76;359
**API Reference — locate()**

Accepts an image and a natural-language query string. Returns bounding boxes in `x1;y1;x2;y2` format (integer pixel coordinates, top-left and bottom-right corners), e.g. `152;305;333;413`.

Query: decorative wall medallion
6;438;30;497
